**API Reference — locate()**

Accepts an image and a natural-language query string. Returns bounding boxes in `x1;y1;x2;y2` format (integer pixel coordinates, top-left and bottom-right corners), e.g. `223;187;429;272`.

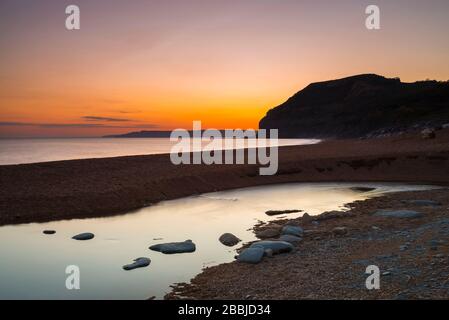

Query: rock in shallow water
219;233;241;247
281;225;304;237
350;187;376;192
149;240;196;254
250;240;294;254
373;210;423;219
72;232;95;240
265;209;301;216
123;257;151;271
43;230;56;235
237;247;265;264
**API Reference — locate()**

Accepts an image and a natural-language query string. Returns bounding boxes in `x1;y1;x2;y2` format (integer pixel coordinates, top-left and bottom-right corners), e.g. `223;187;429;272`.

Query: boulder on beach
301;212;311;221
373;210;423;219
236;247;265;264
255;227;281;239
250;240;294;254
279;234;303;245
43;230;56;235
281;225;304;237
123;257;151;271
72;232;95;240
219;233;241;247
149;240;196;254
265;209;301;216
314;210;350;221
401;200;441;207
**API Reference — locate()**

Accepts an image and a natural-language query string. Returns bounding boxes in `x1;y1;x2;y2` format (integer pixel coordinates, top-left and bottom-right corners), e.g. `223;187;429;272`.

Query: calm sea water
0;138;319;165
0;182;439;300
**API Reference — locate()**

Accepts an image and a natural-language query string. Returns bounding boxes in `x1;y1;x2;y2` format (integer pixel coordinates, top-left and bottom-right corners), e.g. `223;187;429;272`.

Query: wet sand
1;130;449;226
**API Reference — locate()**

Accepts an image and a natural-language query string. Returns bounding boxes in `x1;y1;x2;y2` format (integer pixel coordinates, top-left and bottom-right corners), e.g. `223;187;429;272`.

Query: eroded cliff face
259;74;449;138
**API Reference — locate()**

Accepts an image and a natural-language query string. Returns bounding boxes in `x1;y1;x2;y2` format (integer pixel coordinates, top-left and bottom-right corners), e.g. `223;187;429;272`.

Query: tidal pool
0;182;438;299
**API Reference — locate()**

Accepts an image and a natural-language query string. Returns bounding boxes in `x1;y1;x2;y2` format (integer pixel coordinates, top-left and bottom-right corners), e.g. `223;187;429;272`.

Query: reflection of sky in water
0;182;438;299
0;138;319;165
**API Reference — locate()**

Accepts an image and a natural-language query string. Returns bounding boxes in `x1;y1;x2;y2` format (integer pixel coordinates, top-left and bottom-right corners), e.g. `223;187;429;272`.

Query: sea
0;138;320;165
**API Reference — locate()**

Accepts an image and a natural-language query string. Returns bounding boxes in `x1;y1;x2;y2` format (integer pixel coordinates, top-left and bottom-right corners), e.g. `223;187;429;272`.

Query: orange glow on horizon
1;0;449;137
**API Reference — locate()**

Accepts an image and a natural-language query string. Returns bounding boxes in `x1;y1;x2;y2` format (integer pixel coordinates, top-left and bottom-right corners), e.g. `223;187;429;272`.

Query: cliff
259;74;449;138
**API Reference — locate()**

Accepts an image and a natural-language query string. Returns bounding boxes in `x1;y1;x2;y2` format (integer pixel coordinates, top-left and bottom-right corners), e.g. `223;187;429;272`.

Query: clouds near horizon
1;0;449;137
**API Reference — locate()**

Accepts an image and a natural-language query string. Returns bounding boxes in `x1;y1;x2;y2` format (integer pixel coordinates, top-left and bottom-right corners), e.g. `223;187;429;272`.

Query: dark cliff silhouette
259;74;449;138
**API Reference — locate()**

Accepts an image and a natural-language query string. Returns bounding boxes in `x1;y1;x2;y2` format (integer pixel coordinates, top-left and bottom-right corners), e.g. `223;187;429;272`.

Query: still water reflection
0;182;437;299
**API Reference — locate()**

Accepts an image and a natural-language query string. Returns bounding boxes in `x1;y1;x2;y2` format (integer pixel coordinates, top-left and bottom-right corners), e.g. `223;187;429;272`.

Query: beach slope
1;130;449;226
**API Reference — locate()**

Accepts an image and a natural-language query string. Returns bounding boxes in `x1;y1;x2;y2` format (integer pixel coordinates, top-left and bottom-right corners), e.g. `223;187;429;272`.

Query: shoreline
1;130;449;226
1;130;449;300
166;187;449;300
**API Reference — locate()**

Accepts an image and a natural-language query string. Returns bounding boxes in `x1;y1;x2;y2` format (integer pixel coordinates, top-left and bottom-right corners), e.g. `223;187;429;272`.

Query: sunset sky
1;0;449;137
